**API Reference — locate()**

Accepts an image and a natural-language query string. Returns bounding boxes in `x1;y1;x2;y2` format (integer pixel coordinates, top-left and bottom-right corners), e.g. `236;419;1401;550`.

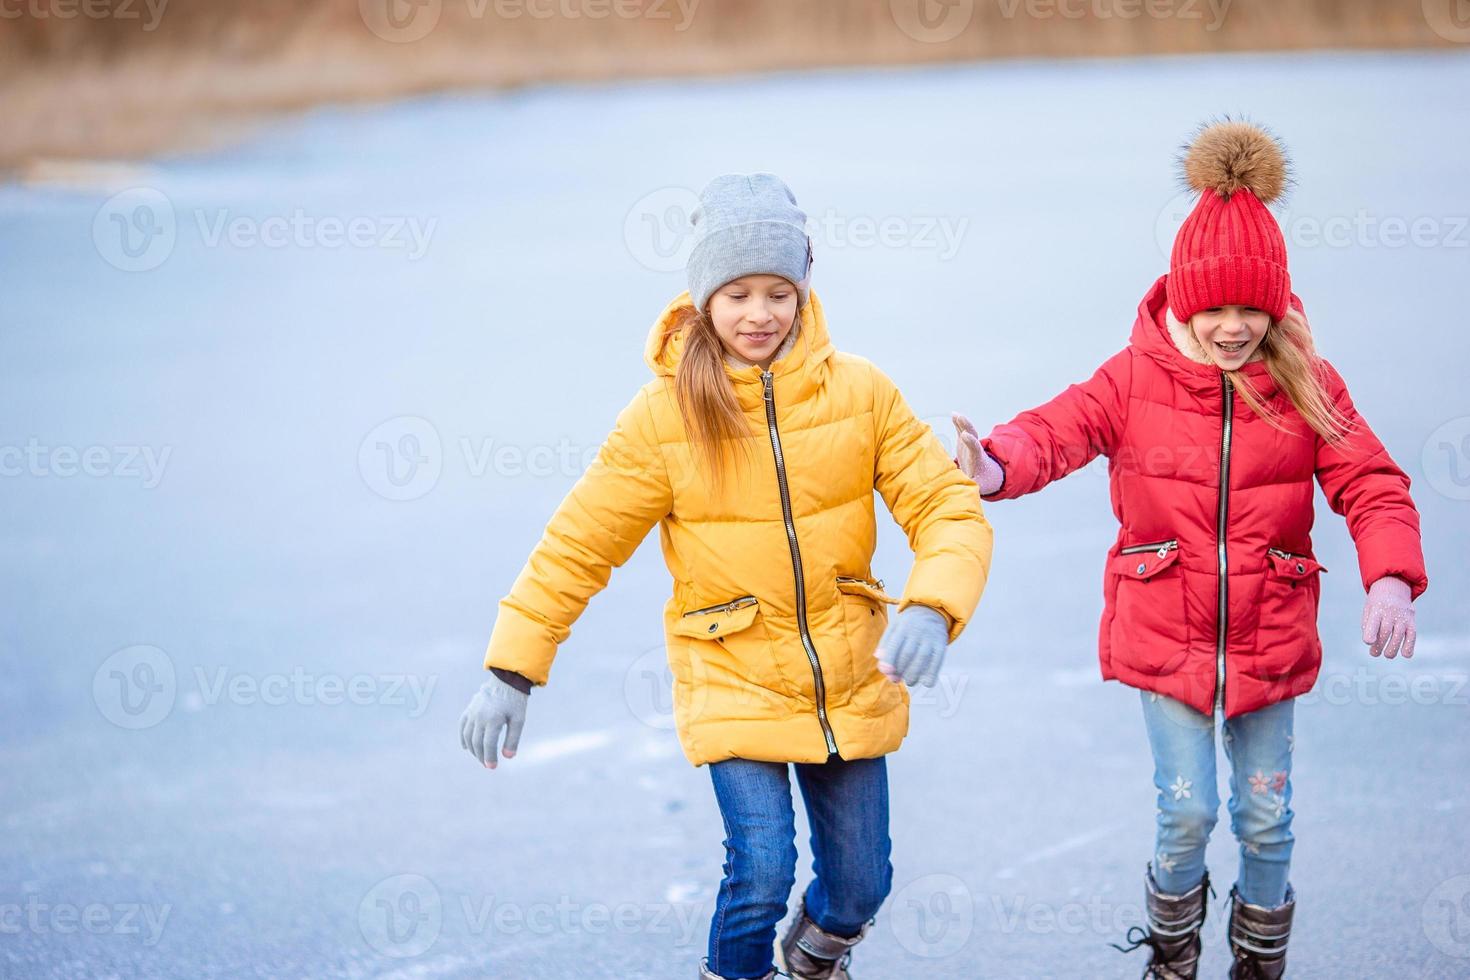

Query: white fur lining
1164;309;1213;365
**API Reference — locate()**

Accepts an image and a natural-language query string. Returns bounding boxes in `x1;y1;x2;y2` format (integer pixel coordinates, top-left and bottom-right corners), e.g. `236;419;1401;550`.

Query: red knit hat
1167;121;1291;324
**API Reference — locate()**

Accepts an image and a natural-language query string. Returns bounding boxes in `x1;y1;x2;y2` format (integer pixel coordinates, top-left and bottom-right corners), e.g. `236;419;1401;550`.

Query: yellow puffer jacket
485;290;993;766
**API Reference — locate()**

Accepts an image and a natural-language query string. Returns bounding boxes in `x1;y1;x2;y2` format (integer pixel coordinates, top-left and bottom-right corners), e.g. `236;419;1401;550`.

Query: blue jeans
1140;691;1295;908
706;754;892;979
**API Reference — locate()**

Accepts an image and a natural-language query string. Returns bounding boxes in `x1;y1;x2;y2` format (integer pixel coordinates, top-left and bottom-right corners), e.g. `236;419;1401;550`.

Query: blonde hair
1227;308;1352;443
664;304;753;489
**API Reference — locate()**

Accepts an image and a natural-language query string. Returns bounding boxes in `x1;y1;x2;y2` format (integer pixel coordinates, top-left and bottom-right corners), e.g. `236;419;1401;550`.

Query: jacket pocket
1252;548;1325;679
1107;539;1189;676
1266;548;1327;580
669;594;800;706
836;576;901;714
836;576;899;606
671;596;762;639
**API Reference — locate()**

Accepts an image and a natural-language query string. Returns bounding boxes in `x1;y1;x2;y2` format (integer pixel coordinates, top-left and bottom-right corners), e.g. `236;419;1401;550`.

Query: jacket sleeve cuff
483;607;559;686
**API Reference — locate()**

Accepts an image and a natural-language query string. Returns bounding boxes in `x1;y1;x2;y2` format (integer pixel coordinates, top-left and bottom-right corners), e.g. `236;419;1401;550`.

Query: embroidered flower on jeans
1270;770;1288;793
1249;771;1271;795
1170;776;1193;801
1243;840;1261;856
1287;734;1295;754
1156;851;1178;874
1268;794;1286;819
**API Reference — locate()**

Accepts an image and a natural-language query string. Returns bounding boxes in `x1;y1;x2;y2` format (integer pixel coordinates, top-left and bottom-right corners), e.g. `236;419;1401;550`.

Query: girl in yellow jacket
459;173;992;980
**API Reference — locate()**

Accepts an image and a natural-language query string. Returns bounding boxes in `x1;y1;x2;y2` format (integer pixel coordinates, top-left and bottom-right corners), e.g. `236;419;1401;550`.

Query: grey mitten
876;604;950;688
459;674;529;768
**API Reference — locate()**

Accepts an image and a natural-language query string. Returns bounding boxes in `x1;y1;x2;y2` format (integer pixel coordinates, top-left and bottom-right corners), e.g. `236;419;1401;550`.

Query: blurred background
2;1;1468;978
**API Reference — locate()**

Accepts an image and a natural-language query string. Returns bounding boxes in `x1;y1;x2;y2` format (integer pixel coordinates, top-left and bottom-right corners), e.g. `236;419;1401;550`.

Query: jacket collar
644;289;836;408
1132;274;1283;399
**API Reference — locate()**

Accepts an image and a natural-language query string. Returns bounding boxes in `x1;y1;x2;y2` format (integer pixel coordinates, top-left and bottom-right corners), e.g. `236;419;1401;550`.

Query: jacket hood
1131;274;1306;399
644;289;836;386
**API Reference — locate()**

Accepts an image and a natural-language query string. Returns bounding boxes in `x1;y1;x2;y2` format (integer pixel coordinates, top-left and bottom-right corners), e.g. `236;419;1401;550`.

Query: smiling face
705;275;799;370
1189;305;1271;370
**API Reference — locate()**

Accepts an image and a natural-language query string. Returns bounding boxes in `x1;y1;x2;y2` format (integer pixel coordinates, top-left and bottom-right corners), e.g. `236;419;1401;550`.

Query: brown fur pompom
1181;120;1288;203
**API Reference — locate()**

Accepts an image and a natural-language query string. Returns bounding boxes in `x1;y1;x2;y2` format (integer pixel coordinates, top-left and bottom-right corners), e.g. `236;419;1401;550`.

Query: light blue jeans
1140;691;1295;908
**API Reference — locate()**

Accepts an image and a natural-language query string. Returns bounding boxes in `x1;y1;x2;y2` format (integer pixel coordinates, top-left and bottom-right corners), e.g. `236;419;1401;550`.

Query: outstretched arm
976;349;1132;500
483;387;674;685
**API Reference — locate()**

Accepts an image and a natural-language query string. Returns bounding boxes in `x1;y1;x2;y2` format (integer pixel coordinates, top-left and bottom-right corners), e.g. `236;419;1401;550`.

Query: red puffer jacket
982;275;1428;718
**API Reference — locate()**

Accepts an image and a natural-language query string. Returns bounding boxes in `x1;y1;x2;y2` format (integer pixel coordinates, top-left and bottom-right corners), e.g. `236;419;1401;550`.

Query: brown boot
1113;864;1211;979
1228;885;1295;979
775;899;869;979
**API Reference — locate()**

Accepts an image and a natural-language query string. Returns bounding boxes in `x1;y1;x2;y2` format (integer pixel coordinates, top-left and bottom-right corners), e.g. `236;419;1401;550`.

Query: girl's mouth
744;332;776;344
1215;340;1248;355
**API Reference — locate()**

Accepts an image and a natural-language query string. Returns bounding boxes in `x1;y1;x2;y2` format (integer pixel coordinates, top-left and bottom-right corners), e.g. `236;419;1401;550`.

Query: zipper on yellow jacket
762;369;839;756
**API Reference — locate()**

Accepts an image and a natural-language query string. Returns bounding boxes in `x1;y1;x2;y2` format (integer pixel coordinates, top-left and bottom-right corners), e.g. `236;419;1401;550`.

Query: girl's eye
726;293;746;301
1203;307;1223;314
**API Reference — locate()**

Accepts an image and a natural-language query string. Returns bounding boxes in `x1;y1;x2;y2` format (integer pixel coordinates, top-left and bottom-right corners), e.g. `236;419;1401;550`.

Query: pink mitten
952;413;1005;496
1362;576;1416;659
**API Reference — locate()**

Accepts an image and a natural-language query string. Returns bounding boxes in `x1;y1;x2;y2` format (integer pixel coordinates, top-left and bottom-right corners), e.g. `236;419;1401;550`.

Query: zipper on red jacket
1214;375;1235;716
762;369;839;757
1119;539;1178;557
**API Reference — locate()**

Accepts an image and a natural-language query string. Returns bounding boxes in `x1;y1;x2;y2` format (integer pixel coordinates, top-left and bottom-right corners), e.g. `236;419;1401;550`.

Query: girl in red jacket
954;121;1427;980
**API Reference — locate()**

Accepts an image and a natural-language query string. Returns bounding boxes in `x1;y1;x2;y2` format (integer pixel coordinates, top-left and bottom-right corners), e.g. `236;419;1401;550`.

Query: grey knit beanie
686;173;813;311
